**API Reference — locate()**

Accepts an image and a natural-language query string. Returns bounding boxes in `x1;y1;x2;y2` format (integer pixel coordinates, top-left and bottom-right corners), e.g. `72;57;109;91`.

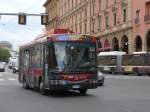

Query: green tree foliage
0;48;11;62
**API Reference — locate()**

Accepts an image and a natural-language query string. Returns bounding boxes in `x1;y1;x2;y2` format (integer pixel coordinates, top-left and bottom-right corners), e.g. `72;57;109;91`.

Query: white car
0;62;5;72
12;62;19;73
98;71;105;86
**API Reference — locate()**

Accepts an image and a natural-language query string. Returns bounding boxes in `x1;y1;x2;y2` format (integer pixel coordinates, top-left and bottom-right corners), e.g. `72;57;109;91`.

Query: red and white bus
18;29;98;95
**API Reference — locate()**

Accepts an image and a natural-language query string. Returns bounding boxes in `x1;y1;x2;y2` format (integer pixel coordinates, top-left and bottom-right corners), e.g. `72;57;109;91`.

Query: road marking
105;75;150;80
8;78;16;81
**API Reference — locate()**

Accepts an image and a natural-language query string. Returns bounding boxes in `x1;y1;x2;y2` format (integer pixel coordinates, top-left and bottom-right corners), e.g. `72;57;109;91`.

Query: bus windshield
54;42;96;72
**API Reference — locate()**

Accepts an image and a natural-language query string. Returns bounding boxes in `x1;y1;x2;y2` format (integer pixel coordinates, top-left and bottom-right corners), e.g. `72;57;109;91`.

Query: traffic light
18;14;26;25
41;14;49;25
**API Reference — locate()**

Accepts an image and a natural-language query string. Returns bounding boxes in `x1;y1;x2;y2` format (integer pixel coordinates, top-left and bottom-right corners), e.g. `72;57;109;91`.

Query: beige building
44;0;133;54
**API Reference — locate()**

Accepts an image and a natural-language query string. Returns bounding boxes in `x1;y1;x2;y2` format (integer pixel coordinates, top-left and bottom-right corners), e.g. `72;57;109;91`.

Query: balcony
144;14;150;22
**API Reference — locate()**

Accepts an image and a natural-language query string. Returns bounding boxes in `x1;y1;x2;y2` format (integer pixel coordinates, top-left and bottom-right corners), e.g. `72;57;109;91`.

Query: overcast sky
0;0;46;50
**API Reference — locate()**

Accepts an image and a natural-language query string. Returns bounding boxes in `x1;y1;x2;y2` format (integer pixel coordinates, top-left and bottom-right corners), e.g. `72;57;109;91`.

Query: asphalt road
0;69;150;112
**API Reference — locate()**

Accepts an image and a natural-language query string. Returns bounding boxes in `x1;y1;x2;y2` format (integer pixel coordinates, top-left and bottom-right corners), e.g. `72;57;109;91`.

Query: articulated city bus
19;29;98;95
122;52;150;75
97;51;126;74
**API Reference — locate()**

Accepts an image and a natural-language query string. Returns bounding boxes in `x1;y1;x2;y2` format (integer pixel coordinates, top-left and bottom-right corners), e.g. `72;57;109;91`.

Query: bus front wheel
39;82;48;95
79;89;87;95
23;78;30;89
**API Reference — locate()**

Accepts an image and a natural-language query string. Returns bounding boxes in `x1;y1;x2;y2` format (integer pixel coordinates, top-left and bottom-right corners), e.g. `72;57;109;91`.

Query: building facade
96;0;132;54
132;0;150;52
44;0;150;54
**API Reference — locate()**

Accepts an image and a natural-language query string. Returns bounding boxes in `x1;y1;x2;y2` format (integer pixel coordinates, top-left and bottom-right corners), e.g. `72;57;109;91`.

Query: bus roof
20;29;96;49
132;51;147;54
98;51;126;56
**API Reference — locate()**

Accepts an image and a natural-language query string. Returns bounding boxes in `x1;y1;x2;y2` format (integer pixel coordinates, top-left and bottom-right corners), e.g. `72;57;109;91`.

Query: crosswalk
0;71;18;84
0;78;17;82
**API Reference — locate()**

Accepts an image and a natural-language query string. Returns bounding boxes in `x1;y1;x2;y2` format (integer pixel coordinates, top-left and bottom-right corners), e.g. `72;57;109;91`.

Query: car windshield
54;42;96;72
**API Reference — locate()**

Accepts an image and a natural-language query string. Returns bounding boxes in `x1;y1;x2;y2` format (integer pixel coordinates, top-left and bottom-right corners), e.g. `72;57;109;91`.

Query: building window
106;0;108;8
92;3;95;15
72;0;73;8
106;16;109;29
84;22;87;34
80;24;82;33
99;0;101;11
75;25;77;33
76;0;77;6
114;13;117;26
136;10;140;23
68;0;70;10
92;22;95;34
98;17;101;31
76;13;77;23
65;2;66;13
80;12;82;22
85;8;87;18
123;9;126;22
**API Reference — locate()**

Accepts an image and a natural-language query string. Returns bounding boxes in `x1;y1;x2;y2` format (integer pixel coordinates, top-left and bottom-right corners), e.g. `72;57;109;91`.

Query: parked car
12;60;19;73
0;62;5;72
8;61;13;69
9;56;18;69
98;71;105;86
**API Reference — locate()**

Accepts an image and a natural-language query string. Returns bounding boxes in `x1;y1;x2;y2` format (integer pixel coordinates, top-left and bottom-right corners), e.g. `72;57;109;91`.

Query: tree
0;48;11;62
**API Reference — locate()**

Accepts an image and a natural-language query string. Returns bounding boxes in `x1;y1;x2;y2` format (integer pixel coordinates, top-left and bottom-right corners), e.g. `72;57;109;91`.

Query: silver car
0;62;5;72
98;71;105;86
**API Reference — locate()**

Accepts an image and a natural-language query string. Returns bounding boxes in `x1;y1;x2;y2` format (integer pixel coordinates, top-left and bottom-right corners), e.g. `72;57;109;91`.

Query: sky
0;0;47;50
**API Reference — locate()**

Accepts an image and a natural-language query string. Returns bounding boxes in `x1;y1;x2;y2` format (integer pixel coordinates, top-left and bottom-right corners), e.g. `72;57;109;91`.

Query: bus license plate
72;85;80;89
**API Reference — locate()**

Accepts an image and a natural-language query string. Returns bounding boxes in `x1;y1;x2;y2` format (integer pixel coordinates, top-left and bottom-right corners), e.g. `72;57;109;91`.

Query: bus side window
23;49;29;68
49;45;57;69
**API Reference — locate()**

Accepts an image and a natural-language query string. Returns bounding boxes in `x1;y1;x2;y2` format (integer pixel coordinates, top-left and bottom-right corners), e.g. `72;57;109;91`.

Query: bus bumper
48;80;98;90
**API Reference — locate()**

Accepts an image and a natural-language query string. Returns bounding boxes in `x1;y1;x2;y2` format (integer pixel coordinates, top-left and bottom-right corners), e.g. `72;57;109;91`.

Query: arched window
121;35;128;53
112;37;119;51
104;39;110;51
135;36;142;51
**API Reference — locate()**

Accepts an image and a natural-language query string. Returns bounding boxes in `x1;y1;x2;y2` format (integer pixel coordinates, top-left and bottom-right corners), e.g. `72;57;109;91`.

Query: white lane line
105;76;150;80
0;79;5;81
8;78;16;81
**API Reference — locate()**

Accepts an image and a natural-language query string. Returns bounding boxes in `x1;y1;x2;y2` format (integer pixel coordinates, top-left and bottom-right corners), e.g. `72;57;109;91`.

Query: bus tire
39;81;48;95
79;89;87;95
23;77;30;89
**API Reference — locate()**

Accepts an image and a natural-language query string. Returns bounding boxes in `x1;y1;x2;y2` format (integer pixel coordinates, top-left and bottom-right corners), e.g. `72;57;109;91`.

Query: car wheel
98;82;104;86
79;89;87;95
13;69;15;74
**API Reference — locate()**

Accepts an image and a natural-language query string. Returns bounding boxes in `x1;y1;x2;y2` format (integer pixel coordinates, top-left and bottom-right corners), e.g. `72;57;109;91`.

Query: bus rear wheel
39;82;48;95
79;89;87;95
23;78;30;89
